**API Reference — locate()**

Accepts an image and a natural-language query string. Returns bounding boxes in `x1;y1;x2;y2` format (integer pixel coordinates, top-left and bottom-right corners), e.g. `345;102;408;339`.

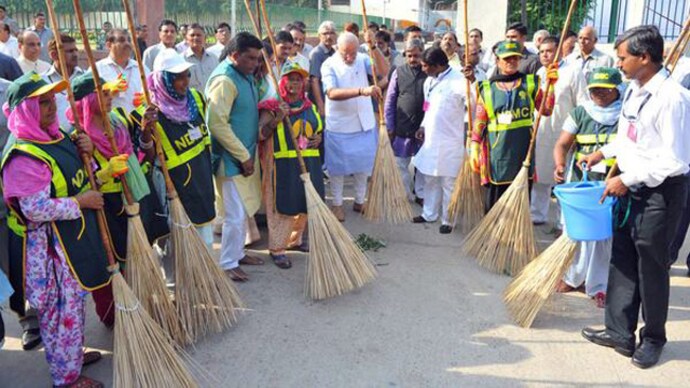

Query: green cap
495;40;524;59
5;71;67;111
587;67;622;89
280;60;309;78
71;73;106;101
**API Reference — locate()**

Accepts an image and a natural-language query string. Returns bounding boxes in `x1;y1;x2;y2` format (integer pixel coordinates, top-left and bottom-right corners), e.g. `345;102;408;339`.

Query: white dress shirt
183;47;219;91
600;68;690;188
207;42;225;58
412;67;472;178
0;36;19;58
95;56;149;112
17;56;51;75
564;47;615;78
42;65;85;128
142;42;171;73
321;53;375;134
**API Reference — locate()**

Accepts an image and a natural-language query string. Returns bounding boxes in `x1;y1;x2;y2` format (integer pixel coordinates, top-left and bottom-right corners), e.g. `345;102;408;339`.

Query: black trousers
667;176;690;269
605;176;688;345
484;181;533;214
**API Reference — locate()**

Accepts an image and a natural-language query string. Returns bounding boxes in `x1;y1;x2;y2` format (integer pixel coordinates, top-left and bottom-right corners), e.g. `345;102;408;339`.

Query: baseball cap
281;61;309;78
5;72;67;111
495;40;524;59
587;67;623;89
153;48;194;73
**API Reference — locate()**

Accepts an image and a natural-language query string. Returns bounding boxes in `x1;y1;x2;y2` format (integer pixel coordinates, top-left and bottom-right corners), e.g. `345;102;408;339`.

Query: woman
1;72;122;387
553;67;623;308
470;40;557;212
66;73;169;327
131;49;215;244
258;62;324;268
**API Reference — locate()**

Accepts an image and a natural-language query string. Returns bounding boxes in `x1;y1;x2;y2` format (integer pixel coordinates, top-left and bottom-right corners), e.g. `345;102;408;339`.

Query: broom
360;0;414;224
463;0;578;276
447;0;485;233
116;0;244;342
666;13;690;74
70;1;198;385
250;0;377;299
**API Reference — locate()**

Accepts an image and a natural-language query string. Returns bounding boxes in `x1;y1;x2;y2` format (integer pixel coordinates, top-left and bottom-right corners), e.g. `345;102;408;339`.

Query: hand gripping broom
70;1;198;385
463;0;578;276
359;0;414;224
447;0;485;233
115;0;244;342
250;0;377;299
504;10;690;328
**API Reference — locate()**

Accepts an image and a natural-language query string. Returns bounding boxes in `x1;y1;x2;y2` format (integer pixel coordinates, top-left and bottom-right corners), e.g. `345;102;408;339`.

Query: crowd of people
1;4;690;385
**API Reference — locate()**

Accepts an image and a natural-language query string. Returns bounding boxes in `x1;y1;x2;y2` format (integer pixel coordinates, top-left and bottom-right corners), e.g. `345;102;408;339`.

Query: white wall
456;0;508;47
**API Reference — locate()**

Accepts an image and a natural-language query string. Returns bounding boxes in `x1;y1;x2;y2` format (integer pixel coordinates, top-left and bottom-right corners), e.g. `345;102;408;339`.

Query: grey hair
337;31;359;48
405;38;424;52
318;21;336;34
533;29;550;40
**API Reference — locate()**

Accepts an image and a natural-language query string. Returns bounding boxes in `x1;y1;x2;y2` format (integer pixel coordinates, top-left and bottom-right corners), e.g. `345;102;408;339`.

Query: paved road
2;180;690;387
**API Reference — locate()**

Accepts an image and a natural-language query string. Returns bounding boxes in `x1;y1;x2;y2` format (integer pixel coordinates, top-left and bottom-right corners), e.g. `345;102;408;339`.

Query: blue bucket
553;175;616;241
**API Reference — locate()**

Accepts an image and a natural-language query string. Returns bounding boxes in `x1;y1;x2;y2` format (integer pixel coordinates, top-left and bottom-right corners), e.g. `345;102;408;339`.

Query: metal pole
521;0;527;25
318;0;322;24
231;0;237;37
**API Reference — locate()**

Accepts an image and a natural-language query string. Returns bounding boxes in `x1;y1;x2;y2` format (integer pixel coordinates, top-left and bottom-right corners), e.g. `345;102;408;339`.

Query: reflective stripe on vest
575;133;618;144
7;142;72;197
481;75;536;132
274;105;322;160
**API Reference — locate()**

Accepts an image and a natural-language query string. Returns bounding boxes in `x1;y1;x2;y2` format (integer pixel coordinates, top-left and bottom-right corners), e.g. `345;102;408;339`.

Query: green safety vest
569;105;618;182
131;89;215;225
479;75;538;185
1;134;111;295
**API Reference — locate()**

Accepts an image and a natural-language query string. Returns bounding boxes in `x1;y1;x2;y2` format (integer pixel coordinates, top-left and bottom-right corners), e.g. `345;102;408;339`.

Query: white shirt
413;67;471;177
42;65;86;129
143;43;171;73
95;56;149;112
564;47;615;79
290;53;310;73
534;62;588;184
478;47;494;73
175;41;188;54
183;48;219;91
207;42;225;58
0;36;19;58
17;56;51;75
321;53;376;134
600;68;690;188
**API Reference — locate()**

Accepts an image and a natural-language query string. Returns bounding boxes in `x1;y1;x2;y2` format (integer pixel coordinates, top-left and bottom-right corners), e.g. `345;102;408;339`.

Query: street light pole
231;0;237;37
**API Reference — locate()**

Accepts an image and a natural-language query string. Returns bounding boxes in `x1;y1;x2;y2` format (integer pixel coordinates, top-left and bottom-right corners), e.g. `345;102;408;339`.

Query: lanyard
621;87;652;123
593;122;616;149
425;67;452;101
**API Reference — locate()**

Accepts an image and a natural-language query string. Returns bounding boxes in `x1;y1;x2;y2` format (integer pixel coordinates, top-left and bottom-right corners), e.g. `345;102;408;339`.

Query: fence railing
644;0;689;40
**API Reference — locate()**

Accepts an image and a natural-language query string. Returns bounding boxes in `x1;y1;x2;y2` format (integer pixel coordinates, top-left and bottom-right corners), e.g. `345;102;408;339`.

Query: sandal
270;253;292;269
82;351;102;367
225;268;249;282
239;255;264;265
54;375;104;388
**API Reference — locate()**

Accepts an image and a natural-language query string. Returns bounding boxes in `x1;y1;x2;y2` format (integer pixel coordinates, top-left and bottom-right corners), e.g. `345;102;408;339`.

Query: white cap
153;48;194;73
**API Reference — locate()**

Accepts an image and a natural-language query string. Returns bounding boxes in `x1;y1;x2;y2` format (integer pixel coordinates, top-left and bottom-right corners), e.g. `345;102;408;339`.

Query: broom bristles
463;167;537;276
503;234;578;328
170;197;245;342
448;157;485;234
302;173;377;300
363;124;414;224
111;272;198;388
124;203;190;346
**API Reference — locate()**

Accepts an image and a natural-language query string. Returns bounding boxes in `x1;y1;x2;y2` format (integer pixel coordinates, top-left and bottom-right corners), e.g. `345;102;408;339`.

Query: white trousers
530;182;557;223
396;157;425;200
330;173;368;206
564;238;612;296
220;179;246;270
421;175;455;225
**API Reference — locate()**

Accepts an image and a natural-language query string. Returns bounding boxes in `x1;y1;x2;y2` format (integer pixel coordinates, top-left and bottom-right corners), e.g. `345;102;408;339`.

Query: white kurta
534;63;588;185
412;67;471;178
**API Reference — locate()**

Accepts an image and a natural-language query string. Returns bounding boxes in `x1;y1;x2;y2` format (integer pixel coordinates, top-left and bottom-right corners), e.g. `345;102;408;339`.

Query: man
561;29;578;58
405;25;424;43
207;22;231;58
175;24;189;53
321;31;388;221
27;12;53;62
287;24;311;71
183;23;217;91
440;32;461;69
376;30;403;70
271;30;294;75
142;19;177;71
0;5;18;36
96;21;112;50
565;26;615;78
206;32;265;282
0;52;21;81
531;36;587;226
292;20;314;57
95;28;147;112
462;41;488;83
384;38;427;204
412;47;470;234
581;25;690;369
0;22;18;57
43;34;85;128
309;20;337;117
17;31;51;74
504;22;541;75
135;24;148;55
470;28;493;72
528;29;550;55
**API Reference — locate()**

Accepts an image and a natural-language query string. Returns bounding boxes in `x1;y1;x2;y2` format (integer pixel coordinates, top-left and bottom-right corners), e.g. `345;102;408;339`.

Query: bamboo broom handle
463;0;473;148
120;0;179;199
524;0;578;164
48;0;118;267
72;0;136;207
258;0;282;71
665;13;690;69
245;0;309;175
360;0;386;127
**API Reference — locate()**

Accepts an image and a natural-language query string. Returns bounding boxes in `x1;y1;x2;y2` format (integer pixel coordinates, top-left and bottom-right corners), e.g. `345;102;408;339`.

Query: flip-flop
270;253;292;269
83;351;102;367
225;268;249;282
239;255;265;265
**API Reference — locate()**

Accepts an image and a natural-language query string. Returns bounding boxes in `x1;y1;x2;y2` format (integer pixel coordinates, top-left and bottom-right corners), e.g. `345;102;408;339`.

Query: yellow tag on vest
497;111;513;125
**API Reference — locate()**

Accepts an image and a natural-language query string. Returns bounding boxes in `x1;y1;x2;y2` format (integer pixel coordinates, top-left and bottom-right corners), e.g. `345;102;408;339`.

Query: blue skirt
324;129;378;176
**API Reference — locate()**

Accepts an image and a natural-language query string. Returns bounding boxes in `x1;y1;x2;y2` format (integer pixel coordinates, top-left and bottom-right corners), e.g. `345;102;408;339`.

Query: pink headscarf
2;97;62;200
65;93;134;158
147;72;195;123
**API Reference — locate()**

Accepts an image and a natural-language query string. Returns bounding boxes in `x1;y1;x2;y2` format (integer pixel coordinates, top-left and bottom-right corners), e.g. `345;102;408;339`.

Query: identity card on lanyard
188;123;203;141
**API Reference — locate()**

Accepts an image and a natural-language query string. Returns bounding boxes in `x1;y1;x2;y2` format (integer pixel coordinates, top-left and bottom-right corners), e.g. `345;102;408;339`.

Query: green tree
507;0;596;36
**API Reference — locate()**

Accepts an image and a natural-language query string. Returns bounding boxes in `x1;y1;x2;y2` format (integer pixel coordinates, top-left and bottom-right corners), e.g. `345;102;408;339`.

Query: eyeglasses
109;36;131;43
